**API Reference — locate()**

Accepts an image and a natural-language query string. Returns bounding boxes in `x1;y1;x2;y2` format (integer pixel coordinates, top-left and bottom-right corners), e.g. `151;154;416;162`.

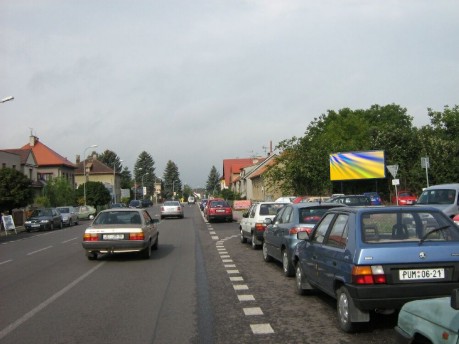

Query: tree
134;151;156;199
75;181;111;207
43;177;75;206
98;149;123;174
162;160;181;200
206;166;221;196
120;166;132;189
0;168;34;213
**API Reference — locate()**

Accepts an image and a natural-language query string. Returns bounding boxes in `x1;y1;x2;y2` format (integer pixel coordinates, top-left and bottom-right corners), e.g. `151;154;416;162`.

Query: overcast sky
2;0;458;187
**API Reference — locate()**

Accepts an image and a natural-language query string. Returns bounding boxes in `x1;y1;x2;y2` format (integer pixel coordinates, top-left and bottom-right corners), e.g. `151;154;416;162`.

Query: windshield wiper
419;225;451;245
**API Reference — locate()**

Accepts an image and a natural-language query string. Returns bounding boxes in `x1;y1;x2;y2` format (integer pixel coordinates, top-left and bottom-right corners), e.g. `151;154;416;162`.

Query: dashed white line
61;237;78;244
226;269;239;274
229;276;243;282
0;259;13;265
27;246;53;255
250;324;274;334
238;294;255;301
243;307;263;316
233;284;249;291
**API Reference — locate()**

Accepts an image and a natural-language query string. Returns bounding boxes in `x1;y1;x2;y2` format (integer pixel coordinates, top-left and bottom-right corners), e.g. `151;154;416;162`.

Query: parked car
328;194;371;206
141;199;153;207
292;206;459;332
25;208;63;231
76;205;97;220
82;208;159;260
129;200;142;208
454;214;459;226
110;203;126;208
392;190;417;206
275;196;296;203
160;200;184;219
263;202;345;276
199;199;208;211
56;206;79;226
363;192;383;205
416;183;459;218
205;199;233;223
395;289;459;344
240;202;286;249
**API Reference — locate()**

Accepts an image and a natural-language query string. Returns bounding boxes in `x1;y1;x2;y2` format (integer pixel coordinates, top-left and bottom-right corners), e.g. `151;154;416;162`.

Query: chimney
76;155;80;164
29;135;38;147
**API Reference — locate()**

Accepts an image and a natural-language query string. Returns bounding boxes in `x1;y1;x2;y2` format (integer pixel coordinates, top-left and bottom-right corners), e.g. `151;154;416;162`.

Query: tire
262;242;273;262
141;241;152;259
251;233;259;250
152;236;158;250
295;264;306;295
59;221;63;229
336;286;358;333
50;222;54;231
282;250;295;277
87;252;97;260
240;229;247;243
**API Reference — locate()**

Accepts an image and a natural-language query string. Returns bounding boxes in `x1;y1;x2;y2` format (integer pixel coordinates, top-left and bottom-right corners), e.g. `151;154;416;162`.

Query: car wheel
337;286;358;333
141;241;152;259
262;242;273;262
251;233;259;250
282;250;295;277
152;236;158;250
59;221;63;229
295;264;306;295
50;222;54;231
87;252;97;260
240;229;247;243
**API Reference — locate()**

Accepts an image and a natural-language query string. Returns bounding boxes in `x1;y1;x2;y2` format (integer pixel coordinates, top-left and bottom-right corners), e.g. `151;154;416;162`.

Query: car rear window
299;207;332;224
93;211;142;225
259;204;285;216
164;201;180;206
210;201;229;208
361;211;459;244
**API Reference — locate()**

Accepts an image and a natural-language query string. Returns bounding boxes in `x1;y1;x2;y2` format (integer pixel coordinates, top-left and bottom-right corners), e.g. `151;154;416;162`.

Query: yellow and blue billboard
330;150;386;181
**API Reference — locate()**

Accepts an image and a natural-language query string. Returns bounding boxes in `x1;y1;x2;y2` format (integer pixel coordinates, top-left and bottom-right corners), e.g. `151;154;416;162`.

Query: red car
454;214;459;226
392;191;417;205
205;199;233;223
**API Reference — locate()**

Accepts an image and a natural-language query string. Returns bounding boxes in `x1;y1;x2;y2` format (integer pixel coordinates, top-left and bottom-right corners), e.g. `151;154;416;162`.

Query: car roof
99;208;142;213
326;205;444;214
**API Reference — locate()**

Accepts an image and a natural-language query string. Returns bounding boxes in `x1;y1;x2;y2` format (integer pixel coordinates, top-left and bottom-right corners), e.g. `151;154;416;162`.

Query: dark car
363;192;383;205
328;194;371;206
292;206;459;333
25;208;63;231
263;202;345;276
141;199;153;207
129;200;142;208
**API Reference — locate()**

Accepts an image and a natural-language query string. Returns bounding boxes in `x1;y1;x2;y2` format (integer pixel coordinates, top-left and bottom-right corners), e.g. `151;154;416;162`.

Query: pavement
1;225;26;237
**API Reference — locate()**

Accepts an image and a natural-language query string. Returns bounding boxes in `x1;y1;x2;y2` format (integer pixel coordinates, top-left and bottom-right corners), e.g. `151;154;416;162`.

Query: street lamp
83;144;98;205
1;96;14;103
113;159;123;203
141;172;149;199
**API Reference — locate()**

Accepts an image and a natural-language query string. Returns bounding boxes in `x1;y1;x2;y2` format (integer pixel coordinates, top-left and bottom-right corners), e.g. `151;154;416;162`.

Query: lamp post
172;180;179;200
83;144;98;205
1;96;14;103
141;172;149;200
113;159;123;203
134;168;142;200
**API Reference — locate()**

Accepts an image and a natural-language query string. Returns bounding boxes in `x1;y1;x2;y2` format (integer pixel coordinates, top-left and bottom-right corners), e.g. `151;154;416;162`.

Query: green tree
162;160;181;200
134;151;156;199
0;168;34;213
75;181;111;207
120;166;132;189
43;177;75;206
206;166;221;196
98;149;124;174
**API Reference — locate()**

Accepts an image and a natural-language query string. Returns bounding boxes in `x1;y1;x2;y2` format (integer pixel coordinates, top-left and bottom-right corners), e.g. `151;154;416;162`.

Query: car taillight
289;227;313;235
177;207;181;211
83;233;98;241
255;223;266;232
129;232;145;240
352;265;386;284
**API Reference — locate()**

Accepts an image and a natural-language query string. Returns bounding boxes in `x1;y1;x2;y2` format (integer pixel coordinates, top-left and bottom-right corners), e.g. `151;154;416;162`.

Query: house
222;158;264;191
74;155;122;203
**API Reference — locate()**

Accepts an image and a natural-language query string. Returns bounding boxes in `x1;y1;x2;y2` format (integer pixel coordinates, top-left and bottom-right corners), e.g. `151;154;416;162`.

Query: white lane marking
0;262;106;340
224;264;236;268
238;295;255;301
61;237;78;244
211;236;219;240
0;259;13;265
229;276;243;282
226;269;239;274
233;284;249;291
27;246;53;255
243;307;263;316
222;259;233;263
220;255;230;259
250;324;274;334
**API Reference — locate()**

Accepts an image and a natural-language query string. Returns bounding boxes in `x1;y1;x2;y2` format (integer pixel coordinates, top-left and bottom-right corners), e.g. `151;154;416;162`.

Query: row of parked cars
238;183;459;340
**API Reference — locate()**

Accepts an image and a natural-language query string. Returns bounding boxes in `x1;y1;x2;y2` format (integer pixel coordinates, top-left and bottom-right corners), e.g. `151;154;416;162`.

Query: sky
1;0;459;187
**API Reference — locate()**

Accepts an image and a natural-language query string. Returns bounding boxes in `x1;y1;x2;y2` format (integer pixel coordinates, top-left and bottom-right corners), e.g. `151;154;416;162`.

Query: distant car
110;203;126;208
199;199;208;211
56;206;79;226
129;200;142;208
141;199;153;207
25;208;63;231
395;289;459;343
76;205;97;220
188;196;196;204
240;202;287;249
392;190;417;206
363;192;383;205
293;206;459;332
275;196;296;203
205;199;233;223
160;200;184;219
82;208;159;260
328;195;371;206
416;183;459;218
263;202;345;276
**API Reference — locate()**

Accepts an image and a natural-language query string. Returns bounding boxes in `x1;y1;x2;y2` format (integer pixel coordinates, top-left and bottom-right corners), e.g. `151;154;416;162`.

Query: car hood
27;216;52;221
400;297;459;333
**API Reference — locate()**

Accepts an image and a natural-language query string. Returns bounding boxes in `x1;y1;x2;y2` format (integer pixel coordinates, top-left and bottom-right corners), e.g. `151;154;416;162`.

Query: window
326;214;349;248
312;213;335;244
281;206;293;224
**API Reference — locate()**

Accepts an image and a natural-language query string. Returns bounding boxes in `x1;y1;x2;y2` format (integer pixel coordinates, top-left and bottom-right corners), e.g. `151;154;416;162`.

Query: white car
57;206;79;226
240;202;287;249
275;196;296;203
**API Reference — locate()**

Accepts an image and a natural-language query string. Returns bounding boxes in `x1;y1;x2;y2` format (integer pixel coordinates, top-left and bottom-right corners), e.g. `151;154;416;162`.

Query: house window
12;165;16;170
29;169;32;179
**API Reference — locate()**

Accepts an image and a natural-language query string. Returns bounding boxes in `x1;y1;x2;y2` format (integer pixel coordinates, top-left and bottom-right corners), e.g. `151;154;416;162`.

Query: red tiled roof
20;137;75;168
223;158;263;185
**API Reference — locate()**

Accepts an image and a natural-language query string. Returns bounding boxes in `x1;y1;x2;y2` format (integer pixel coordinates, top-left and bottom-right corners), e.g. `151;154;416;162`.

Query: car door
242;205;257;236
264;207;287;261
273;205;294;257
53;209;61;226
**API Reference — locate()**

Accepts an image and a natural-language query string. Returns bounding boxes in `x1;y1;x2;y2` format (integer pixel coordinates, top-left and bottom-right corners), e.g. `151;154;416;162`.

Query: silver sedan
160;200;184;219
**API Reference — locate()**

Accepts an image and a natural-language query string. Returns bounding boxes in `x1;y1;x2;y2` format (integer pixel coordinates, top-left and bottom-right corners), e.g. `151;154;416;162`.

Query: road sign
421;157;430;168
387;165;399;178
392;179;400;186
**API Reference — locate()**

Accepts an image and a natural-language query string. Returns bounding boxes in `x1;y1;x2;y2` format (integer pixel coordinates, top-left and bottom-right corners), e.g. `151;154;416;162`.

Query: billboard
330;150;386;181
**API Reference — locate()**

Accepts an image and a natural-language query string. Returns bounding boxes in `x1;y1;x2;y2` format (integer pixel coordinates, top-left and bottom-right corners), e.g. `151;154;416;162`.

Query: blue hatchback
293;206;459;333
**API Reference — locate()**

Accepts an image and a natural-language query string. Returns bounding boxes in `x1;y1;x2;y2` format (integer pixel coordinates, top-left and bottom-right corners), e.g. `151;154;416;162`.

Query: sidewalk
1;225;26;237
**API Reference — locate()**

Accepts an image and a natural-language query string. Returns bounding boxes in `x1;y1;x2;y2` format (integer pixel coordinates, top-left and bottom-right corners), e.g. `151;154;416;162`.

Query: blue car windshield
361;211;459;243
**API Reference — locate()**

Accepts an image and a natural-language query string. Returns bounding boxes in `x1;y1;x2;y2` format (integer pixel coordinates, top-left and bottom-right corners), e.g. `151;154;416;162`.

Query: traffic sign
387;165;399;178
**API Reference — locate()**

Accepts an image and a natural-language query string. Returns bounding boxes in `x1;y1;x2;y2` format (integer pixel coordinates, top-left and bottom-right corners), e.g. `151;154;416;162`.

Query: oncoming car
82;208;159;260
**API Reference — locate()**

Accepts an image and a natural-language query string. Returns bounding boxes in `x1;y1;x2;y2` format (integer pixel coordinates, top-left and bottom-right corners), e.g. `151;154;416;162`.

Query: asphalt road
0;205;397;343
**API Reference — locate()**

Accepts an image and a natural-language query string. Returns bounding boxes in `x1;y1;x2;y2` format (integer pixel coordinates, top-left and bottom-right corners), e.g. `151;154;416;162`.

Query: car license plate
407;200;413;204
399;268;445;281
103;234;124;240
32;224;40;228
216;209;225;213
